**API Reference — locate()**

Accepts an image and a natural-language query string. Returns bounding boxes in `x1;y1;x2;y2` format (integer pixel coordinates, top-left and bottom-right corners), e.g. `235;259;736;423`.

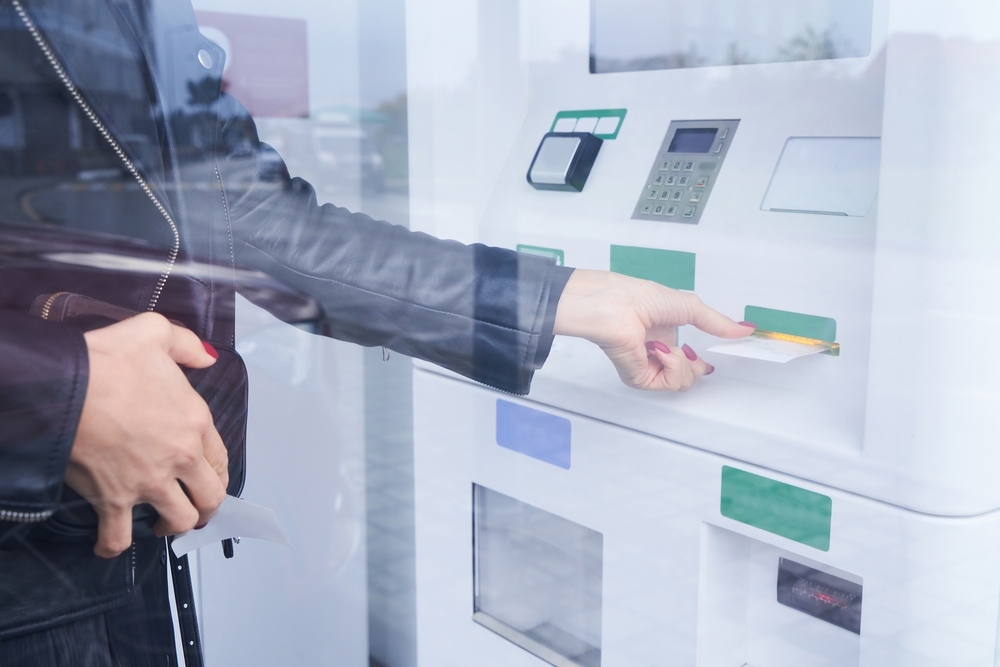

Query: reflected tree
726;42;755;66
778;26;846;62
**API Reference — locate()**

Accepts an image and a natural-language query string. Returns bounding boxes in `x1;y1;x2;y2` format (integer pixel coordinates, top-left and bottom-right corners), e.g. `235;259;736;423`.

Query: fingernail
202;341;219;359
705;364;716;376
738;321;757;329
195;523;207;531
645;341;672;355
682;344;698;361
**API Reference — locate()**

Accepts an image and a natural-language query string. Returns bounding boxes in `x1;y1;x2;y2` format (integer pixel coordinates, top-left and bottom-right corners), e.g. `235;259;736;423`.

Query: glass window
590;0;875;72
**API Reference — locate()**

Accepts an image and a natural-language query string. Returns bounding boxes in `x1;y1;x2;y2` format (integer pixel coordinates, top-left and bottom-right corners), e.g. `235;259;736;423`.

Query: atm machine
406;1;1000;665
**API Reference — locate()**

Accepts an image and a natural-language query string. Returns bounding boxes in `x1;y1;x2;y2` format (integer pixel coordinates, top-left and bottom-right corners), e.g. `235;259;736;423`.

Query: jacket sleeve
0;311;88;528
217;96;573;395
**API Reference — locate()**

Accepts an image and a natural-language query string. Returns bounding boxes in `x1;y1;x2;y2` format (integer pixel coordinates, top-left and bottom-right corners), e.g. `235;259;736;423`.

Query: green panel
551;108;627;139
744;306;837;342
721;466;831;551
517;244;565;267
610;245;695;291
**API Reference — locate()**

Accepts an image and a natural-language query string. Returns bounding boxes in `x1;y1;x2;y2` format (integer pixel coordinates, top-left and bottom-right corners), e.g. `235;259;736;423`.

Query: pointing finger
681;293;756;340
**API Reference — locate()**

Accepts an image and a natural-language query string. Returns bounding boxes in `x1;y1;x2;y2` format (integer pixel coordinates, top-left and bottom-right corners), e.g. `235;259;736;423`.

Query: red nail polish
682;344;698;361
195;523;207;531
705;364;716;376
652;340;671;354
202;341;219;359
738;321;757;329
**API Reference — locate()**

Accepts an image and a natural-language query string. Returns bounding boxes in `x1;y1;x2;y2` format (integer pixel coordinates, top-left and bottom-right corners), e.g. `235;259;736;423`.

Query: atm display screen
668;128;718;154
590;0;874;73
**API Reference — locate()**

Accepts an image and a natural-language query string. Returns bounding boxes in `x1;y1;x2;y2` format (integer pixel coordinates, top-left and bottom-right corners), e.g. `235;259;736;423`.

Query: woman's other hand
553;269;755;391
66;313;229;558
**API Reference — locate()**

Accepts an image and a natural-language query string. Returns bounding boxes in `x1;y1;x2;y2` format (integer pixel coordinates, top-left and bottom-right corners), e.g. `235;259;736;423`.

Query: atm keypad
631;120;739;224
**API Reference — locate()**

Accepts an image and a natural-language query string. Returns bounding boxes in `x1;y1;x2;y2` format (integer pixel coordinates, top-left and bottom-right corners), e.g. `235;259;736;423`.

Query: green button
517;244;564;266
744;305;836;342
610;245;695;291
551;109;627;140
721;466;831;551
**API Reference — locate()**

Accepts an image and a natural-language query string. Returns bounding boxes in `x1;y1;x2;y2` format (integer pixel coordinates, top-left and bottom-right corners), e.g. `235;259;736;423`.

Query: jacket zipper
2;283;65;521
214;164;238;347
13;0;179;312
39;291;69;320
3;285;69;522
0;508;53;523
4;1;179;524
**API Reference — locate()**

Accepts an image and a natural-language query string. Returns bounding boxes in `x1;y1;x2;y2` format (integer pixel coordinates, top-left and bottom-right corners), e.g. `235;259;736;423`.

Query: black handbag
0;224;248;544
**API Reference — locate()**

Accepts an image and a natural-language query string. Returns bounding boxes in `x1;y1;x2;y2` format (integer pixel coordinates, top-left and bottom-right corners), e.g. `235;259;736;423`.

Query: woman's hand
66;313;229;558
553;269;755;391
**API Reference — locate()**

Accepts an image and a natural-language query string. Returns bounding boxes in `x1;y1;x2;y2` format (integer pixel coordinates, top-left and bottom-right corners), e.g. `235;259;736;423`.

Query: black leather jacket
0;0;570;640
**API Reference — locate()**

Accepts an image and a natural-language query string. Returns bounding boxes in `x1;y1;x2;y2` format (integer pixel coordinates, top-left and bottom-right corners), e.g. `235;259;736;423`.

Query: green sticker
609;245;695;291
517;244;564;266
721;466;832;551
551;109;627;140
744;306;837;342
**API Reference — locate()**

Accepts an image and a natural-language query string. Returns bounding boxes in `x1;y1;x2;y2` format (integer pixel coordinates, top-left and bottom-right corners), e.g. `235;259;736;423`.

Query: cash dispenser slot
472;485;603;667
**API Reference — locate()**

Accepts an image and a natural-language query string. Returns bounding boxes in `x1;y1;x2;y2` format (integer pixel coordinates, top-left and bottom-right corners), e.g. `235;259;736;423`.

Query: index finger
683;293;756;340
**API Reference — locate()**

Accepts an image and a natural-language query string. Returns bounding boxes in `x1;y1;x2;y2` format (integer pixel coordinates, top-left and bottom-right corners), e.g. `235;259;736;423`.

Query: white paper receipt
171;496;291;558
708;336;825;364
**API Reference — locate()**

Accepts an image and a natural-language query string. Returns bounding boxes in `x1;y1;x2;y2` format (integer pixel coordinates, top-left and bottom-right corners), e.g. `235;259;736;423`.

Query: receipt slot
777;558;862;635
